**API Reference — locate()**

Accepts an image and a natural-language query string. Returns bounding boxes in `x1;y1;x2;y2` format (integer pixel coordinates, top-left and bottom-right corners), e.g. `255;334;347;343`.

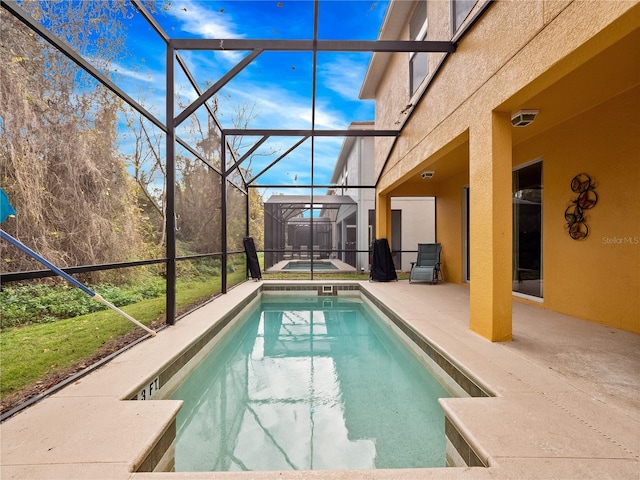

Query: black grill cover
370;238;397;282
243;237;262;280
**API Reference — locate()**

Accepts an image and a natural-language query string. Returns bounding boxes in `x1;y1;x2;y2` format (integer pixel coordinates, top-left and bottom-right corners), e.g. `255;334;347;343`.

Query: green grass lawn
0;271;245;404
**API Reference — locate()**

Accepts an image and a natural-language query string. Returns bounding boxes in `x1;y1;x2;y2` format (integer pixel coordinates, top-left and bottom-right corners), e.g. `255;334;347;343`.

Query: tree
122;109;168;251
175;157;222;254
0;3;147;275
170;91;270;256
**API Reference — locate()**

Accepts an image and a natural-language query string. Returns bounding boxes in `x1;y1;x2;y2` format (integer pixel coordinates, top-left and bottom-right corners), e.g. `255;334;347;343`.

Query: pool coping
266;258;356;273
1;280;638;479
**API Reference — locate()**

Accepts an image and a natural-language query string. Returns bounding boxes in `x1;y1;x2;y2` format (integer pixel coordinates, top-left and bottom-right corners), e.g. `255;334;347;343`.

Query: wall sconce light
511;109;539;127
421;171;435;180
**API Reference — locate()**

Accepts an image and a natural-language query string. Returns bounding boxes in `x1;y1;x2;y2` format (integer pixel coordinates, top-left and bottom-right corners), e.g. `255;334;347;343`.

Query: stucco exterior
363;0;640;338
330;125;436;272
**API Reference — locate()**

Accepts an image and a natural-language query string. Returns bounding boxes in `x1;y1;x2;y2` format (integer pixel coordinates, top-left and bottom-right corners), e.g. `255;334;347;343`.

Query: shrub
0;279;165;329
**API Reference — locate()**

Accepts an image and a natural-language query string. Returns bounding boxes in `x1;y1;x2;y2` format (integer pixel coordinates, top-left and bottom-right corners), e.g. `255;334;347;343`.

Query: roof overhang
360;0;416;99
330;122;375;183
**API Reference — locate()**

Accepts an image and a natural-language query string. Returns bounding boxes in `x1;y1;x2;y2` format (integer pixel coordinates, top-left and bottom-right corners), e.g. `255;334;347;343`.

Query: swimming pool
168;294;455;471
281;260;338;271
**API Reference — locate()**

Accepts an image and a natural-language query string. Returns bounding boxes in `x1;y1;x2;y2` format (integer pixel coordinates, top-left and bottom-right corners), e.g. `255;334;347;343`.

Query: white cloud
318;55;368;100
86;55;157;84
112;62;156;83
169;2;247;65
172;0;242;39
221;83;348;131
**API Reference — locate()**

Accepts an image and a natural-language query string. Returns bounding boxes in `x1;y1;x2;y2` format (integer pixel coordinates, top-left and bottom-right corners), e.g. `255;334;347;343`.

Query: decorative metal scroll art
565;173;598;240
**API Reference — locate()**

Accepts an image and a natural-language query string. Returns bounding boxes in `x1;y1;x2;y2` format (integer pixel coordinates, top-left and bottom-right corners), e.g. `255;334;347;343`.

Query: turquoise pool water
282;260;338;270
169;295;451;471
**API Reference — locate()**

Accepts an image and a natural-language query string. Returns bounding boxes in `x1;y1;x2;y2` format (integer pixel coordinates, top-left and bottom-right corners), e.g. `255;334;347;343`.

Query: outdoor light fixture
421;171;435;180
511;109;539;127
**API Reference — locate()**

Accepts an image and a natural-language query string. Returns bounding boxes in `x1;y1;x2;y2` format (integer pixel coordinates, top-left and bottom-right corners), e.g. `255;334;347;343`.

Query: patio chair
299;245;309;259
409;243;442;284
283;245;292;260
312;245;321;259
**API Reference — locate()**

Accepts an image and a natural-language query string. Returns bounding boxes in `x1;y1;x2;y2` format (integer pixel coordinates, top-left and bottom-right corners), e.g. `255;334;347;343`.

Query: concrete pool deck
1;280;638;479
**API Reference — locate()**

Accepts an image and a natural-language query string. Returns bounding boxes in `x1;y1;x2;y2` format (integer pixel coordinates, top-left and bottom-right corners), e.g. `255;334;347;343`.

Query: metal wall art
565;173;598;240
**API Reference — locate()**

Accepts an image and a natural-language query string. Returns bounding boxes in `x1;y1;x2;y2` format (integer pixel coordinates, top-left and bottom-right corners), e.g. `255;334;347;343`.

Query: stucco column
469;111;513;342
375;191;392;244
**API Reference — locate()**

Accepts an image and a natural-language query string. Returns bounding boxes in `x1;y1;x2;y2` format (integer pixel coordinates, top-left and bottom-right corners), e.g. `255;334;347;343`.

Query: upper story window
452;0;476;33
409;1;428;96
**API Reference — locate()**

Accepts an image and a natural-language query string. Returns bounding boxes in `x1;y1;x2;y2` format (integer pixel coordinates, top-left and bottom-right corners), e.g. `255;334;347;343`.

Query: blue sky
106;0;390;196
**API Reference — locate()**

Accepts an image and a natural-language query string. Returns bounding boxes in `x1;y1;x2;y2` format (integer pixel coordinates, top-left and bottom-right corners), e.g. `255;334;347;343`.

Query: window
409;1;428;96
452;0;476;33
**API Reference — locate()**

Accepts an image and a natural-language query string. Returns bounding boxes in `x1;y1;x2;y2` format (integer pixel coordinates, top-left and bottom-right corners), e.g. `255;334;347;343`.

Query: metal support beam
174;49;263;127
225;129;398;137
227;179;248;197
175;137;222;175
221;133;228;294
226;136;269;176
176;54;223;131
245;179;251;278
130;0;170;44
171;38;456;53
166;44;177;325
249;136;310;184
310;0;319;281
226;180;248;199
2;0;165;133
249;184;375;189
227;145;248;186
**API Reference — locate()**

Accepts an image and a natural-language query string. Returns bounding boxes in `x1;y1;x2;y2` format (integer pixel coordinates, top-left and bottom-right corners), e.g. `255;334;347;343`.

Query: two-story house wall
330;122;436;272
361;0;639;339
329;122;374;271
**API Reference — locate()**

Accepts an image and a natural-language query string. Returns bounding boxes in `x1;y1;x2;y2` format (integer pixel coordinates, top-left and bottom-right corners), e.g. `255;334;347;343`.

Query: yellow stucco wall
377;1;638;191
385;135;470;283
514;87;640;333
372;0;639;337
434;171;467;285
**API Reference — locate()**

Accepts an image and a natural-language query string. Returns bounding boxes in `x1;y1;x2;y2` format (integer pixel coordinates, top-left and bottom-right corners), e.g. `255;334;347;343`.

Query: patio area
266;258;356;273
1;280;638;479
1;2;637;478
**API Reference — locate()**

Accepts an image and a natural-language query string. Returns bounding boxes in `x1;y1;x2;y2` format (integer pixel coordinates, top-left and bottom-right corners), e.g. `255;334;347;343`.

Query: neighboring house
263;195;350;270
361;0;639;339
327;122;435;272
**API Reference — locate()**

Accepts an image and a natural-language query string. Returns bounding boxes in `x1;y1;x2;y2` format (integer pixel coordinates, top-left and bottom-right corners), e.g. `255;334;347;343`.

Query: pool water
282;260;338;270
169;295;452;471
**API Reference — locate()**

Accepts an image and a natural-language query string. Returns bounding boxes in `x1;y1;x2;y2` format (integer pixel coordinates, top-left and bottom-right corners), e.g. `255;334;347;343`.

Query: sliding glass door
512;161;543;297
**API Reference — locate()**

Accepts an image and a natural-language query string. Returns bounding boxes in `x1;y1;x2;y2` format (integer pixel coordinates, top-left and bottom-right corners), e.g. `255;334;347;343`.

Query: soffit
505;28;639;146
392;27;639;191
